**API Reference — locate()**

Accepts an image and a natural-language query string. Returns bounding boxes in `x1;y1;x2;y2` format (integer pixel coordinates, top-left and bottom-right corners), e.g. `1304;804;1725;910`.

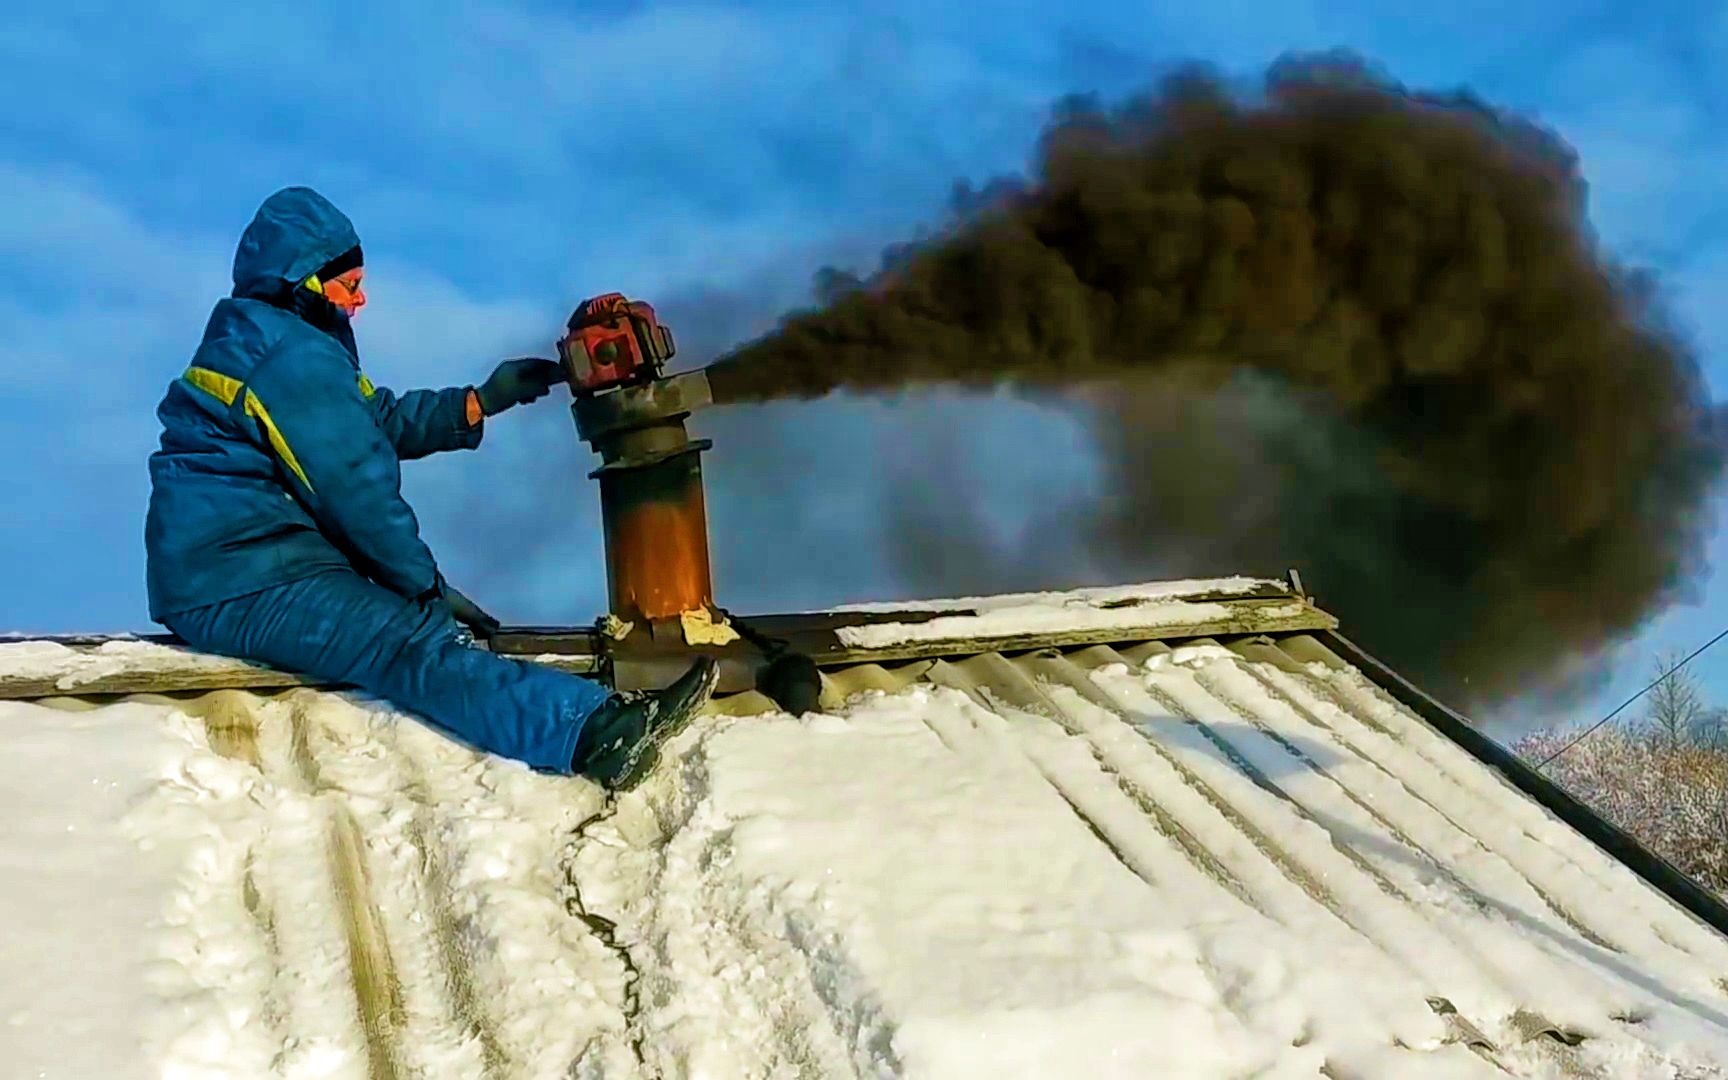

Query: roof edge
1313;628;1728;943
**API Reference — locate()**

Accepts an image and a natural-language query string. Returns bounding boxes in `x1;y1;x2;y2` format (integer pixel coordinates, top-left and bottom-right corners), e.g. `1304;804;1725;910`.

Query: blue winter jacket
145;187;482;620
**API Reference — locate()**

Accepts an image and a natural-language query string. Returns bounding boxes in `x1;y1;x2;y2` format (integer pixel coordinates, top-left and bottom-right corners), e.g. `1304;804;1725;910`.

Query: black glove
442;581;502;639
474;358;564;416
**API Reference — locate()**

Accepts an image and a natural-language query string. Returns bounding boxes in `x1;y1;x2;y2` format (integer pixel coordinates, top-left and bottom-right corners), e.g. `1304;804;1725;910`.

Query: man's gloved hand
475;358;564;416
442;582;502;639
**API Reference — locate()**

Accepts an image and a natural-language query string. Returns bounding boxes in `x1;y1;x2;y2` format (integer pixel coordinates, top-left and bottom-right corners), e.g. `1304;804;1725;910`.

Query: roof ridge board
800;604;1337;666
8;587;1300;654
2;632;181;646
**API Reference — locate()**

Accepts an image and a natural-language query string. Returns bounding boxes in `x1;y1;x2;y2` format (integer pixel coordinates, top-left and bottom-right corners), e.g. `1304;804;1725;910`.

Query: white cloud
0;164;228;293
0;165;564;462
352;263;552;388
1528;40;1728;256
0;166;229;468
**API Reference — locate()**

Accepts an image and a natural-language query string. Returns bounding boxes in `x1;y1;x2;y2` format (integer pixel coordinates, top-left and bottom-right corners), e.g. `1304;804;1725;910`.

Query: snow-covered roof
0;577;1318;697
6;624;1728;1078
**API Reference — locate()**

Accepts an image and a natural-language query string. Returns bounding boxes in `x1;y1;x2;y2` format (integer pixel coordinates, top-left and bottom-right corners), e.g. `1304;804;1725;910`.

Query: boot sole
608;660;721;792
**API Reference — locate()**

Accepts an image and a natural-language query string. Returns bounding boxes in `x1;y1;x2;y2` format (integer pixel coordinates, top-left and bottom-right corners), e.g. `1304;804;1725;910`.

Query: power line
1534;625;1728;771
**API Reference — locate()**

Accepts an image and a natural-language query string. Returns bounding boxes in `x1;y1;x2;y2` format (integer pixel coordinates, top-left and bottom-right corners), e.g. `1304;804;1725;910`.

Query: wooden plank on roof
783;598;1339;667
4;586;1322;701
506;596;1337;681
0;633;185;647
0;666;322;700
0;652;601;702
730;580;1303;638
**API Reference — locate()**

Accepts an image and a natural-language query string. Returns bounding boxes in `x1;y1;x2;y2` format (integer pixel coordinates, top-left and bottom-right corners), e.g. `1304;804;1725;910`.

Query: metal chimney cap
573;368;714;443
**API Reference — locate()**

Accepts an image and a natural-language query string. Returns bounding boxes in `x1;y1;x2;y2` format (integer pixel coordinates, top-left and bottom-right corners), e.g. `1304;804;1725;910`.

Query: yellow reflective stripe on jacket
183;366;242;406
183;367;315;491
358;373;376;398
242;390;314;492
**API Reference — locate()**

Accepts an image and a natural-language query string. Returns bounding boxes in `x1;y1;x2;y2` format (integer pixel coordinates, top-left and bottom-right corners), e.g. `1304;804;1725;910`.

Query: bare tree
1645;650;1710;752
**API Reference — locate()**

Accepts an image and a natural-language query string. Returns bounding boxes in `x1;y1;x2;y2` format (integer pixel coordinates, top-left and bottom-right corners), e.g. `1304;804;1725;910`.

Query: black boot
572;656;720;791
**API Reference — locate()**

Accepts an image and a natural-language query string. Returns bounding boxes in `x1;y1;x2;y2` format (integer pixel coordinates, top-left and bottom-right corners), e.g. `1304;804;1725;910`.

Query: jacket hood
231;187;360;300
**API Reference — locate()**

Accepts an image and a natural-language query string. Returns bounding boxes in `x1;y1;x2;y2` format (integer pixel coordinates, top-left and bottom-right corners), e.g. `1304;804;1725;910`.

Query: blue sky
1;1;1724;732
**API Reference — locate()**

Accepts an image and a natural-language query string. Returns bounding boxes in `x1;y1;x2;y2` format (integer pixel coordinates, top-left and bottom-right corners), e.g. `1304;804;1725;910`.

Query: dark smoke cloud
705;51;1727;706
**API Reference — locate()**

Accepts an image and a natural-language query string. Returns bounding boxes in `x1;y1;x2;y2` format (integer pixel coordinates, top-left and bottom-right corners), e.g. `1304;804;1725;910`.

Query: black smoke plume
704;52;1725;707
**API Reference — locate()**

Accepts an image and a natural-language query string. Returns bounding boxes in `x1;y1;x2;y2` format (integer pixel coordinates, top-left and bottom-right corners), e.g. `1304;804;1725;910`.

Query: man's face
323;266;366;317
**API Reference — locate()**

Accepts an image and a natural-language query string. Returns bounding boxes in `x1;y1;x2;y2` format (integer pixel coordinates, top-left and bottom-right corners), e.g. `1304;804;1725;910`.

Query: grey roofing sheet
20;631;1728;1076
711;634;1728;1074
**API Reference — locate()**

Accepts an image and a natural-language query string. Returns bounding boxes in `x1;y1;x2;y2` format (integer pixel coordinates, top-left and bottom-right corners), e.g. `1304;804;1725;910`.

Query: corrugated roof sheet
18;629;1728;1076
742;639;1728;1062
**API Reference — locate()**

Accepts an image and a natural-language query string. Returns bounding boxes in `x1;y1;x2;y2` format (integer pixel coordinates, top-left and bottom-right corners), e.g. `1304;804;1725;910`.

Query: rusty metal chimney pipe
572;370;717;625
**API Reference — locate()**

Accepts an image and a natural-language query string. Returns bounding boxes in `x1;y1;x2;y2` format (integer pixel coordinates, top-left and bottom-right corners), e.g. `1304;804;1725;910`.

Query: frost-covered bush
1515;725;1728;895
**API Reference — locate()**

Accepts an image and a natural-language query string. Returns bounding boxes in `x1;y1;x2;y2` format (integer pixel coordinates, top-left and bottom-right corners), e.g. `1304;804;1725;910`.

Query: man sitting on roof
144;186;716;789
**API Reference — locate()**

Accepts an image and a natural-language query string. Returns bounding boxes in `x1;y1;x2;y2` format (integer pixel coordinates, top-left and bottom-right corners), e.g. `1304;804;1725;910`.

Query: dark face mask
282;286;359;360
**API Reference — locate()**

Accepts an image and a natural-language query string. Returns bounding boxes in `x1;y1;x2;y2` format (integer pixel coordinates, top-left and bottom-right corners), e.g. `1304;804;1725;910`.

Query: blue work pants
163;569;609;772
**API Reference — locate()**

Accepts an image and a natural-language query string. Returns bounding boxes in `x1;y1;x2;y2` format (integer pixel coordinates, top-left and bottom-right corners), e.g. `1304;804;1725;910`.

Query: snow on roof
6;631;1728;1077
830;578;1308;650
829;575;1282;614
